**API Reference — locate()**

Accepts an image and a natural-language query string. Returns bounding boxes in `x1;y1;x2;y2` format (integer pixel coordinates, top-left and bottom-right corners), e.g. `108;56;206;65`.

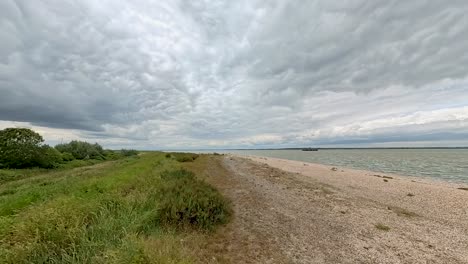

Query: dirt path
191;155;468;264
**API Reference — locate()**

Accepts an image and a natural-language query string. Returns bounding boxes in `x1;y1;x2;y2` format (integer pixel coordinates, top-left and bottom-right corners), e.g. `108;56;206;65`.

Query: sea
193;149;468;184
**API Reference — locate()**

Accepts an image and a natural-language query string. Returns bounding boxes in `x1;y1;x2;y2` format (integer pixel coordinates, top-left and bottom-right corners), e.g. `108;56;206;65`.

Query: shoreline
233;154;468;226
207;154;468;262
232;154;468;189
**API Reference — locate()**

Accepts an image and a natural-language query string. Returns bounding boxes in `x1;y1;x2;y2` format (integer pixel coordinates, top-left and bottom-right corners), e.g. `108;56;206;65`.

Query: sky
1;0;468;149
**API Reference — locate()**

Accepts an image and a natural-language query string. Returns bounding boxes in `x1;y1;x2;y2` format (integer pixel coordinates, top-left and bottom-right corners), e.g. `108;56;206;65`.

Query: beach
193;154;468;263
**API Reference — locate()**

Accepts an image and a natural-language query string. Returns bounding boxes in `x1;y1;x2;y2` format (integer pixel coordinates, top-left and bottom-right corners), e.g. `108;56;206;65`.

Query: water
199;149;468;183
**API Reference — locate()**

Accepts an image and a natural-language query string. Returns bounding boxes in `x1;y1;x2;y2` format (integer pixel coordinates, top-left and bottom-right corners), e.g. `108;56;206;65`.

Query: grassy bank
0;152;230;263
0;159;106;184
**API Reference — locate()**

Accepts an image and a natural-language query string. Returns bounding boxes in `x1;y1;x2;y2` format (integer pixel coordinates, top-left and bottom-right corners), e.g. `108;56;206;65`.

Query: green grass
167;153;200;162
0;152;230;263
158;169;231;230
0;159;105;184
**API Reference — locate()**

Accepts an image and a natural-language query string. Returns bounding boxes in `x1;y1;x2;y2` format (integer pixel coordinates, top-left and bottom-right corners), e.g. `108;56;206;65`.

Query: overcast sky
1;0;468;149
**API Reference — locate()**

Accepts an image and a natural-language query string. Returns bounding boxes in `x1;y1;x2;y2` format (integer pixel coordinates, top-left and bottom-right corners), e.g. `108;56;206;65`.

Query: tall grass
167;153;200;162
158;169;231;230
0;152;230;263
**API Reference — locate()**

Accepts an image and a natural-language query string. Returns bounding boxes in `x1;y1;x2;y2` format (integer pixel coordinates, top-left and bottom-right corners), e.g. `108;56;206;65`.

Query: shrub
158;169;231;230
172;153;199;162
35;145;63;168
61;152;75;162
55;141;105;160
103;150;123;160
120;149;139;157
0;128;44;168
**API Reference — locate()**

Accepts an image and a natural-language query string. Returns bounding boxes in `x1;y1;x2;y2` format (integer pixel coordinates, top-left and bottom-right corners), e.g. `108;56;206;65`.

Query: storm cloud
1;0;468;148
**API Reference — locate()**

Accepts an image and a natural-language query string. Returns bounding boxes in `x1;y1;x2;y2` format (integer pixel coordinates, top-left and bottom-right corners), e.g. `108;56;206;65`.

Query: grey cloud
241;1;468;94
1;0;468;148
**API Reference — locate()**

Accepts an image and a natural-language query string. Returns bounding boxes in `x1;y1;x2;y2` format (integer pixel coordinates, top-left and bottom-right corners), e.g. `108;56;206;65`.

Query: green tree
120;149;139;157
0;128;44;168
35;145;63;168
55;141;105;160
61;152;75;161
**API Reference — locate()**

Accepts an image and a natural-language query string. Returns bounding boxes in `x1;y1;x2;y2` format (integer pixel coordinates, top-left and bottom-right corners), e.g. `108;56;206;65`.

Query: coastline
236;154;468;189
237;154;468;220
202;154;468;262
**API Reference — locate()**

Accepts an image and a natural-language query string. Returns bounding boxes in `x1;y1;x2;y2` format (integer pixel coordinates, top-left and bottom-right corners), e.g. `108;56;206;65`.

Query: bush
35;145;63;168
120;149;139;157
55;141;105;160
171;153;199;162
103;150;122;160
61;152;75;162
0;128;44;168
158;169;231;230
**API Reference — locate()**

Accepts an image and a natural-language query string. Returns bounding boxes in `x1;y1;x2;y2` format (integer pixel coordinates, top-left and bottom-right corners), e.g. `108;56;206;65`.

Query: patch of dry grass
375;223;391;231
390;206;419;217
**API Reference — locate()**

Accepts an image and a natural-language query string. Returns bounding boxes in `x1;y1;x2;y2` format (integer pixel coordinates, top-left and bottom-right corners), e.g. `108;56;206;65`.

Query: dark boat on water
302;148;318;151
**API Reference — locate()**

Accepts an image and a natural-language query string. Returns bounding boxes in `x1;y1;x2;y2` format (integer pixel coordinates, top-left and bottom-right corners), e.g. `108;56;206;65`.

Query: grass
0;159;104;184
158;169;231;230
0;152;230;263
389;206;419;217
167;153;200;162
375;223;391;231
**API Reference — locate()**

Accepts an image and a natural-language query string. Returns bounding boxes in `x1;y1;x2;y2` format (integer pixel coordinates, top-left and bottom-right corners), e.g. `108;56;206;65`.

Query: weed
375;223;390;231
390;206;419;217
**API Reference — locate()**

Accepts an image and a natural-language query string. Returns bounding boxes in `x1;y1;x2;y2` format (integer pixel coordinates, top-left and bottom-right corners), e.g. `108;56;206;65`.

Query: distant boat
302;148;318;151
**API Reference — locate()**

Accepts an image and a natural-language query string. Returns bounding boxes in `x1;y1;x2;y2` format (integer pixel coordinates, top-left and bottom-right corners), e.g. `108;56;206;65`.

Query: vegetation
0;128;229;262
390;206;419;217
55;140;106;160
375;223;391;231
0;128;138;173
0;128;44;168
36;145;63;168
0;152;231;263
158;169;231;230
120;149;139;157
169;153;200;162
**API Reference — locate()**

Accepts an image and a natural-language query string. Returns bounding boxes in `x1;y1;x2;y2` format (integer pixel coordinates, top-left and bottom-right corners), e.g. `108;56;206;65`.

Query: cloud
1;0;468;148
